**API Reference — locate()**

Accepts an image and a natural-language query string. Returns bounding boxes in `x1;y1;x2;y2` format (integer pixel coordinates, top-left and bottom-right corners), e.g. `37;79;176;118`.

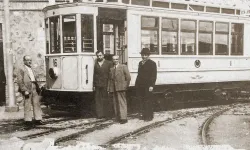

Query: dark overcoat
93;60;113;88
135;59;157;88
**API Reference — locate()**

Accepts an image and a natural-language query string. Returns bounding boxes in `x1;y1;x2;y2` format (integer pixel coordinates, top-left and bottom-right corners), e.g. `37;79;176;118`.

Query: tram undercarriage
42;80;250;115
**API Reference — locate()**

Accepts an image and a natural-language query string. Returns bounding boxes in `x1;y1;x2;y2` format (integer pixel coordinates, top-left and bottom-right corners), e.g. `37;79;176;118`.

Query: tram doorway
0;24;6;106
97;8;127;64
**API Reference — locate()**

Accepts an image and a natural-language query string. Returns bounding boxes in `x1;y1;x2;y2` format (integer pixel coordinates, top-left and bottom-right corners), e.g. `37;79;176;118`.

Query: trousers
112;91;127;120
136;87;154;120
24;83;42;121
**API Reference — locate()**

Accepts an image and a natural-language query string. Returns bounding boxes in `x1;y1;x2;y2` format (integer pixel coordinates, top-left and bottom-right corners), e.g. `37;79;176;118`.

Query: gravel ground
208;103;250;150
1;103;248;150
60;105;226;147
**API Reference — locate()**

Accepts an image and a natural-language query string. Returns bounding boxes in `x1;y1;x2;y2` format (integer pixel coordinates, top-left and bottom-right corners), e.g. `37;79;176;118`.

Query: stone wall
10;10;46;79
0;2;52;105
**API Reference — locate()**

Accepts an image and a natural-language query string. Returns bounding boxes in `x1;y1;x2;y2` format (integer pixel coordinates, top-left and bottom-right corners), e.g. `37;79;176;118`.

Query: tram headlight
48;67;60;80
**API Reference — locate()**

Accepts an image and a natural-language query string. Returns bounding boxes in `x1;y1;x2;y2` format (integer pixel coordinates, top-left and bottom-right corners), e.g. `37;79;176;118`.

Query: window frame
141;16;159;55
231;23;244;56
198;21;213;55
62;14;77;53
180;19;197;55
49;15;61;54
161;17;179;55
81;14;95;53
215;22;229;55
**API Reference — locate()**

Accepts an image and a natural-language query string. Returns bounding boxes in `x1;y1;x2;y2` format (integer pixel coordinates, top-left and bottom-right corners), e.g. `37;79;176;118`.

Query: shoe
34;120;45;125
23;121;35;129
119;119;128;124
144;117;153;122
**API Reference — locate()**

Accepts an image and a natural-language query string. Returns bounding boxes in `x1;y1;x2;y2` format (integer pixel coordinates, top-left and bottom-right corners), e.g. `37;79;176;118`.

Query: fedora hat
140;48;150;55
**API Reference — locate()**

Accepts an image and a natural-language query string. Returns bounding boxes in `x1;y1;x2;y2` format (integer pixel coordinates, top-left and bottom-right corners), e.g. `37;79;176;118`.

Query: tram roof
43;0;250;16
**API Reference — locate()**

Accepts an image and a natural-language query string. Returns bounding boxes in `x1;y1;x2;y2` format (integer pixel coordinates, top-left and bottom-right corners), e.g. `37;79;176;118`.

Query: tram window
62;15;76;53
162;18;178;55
50;16;61;54
132;0;150;6
152;1;169;8
81;15;94;52
231;23;243;55
181;20;196;55
199;21;213;55
107;0;118;2
236;10;240;15
189;5;204;12
222;8;235;15
215;22;229;55
171;3;187;10
141;16;159;54
45;19;49;54
206;7;220;13
122;0;129;4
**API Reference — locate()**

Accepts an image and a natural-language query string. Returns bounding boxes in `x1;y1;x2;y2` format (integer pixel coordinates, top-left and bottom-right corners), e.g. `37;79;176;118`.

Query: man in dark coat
108;55;131;124
93;50;113;118
135;48;157;121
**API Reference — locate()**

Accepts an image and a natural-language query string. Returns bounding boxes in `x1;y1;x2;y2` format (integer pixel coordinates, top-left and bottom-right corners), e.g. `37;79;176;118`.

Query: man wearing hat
135;48;157;121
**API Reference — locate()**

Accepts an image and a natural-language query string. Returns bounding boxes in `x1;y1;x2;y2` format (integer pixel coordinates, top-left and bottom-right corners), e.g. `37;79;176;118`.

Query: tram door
97;8;127;64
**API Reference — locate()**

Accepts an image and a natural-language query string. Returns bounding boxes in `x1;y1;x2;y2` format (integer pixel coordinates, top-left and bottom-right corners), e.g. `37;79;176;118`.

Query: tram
43;0;250;110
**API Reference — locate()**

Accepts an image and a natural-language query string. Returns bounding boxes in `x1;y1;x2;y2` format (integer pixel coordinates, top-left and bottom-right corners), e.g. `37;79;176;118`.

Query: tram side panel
46;55;94;91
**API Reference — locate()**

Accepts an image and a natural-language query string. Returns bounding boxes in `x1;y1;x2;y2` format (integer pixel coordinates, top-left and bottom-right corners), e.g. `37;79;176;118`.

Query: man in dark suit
93;50;113;118
135;48;157;121
108;55;131;124
17;55;44;128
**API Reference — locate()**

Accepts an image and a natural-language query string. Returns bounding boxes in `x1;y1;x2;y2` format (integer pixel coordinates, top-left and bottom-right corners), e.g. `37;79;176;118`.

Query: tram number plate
52;59;58;67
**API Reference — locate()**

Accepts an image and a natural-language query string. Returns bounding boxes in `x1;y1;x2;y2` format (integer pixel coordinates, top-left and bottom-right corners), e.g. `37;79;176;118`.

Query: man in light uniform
17;55;44;128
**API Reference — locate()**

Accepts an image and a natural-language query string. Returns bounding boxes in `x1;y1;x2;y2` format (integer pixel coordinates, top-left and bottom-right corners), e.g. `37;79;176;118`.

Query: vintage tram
43;0;250;111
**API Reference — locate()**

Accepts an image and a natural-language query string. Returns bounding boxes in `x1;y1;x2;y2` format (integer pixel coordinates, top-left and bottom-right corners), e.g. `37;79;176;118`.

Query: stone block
22;138;55;150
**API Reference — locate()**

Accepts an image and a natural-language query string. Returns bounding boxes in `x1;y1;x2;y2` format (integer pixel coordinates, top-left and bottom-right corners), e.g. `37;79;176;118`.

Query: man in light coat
108;55;131;124
17;55;44;128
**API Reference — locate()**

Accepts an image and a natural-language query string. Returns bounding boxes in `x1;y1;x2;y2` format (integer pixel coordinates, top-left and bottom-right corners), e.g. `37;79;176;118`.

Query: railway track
18;114;139;144
200;103;242;145
19;118;111;141
100;105;234;148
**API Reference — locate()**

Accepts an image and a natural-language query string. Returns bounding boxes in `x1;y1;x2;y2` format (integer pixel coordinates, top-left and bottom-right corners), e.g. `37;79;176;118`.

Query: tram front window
215;22;229;55
81;15;94;52
181;20;196;55
63;15;76;53
50;16;60;54
141;16;159;54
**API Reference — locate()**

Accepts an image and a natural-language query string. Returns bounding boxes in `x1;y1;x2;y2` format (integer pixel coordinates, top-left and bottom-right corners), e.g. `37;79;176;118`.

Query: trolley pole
4;0;18;112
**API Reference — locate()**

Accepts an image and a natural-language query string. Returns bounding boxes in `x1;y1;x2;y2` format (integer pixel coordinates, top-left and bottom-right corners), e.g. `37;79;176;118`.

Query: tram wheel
213;88;232;104
164;91;175;110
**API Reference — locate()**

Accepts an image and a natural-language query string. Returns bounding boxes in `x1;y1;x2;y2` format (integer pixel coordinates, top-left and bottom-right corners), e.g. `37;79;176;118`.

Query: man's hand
24;91;29;95
149;86;153;92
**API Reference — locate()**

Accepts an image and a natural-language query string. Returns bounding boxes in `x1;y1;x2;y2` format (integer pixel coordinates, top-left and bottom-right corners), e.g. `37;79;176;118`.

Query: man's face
141;54;149;61
96;52;104;62
112;56;119;65
24;56;32;67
